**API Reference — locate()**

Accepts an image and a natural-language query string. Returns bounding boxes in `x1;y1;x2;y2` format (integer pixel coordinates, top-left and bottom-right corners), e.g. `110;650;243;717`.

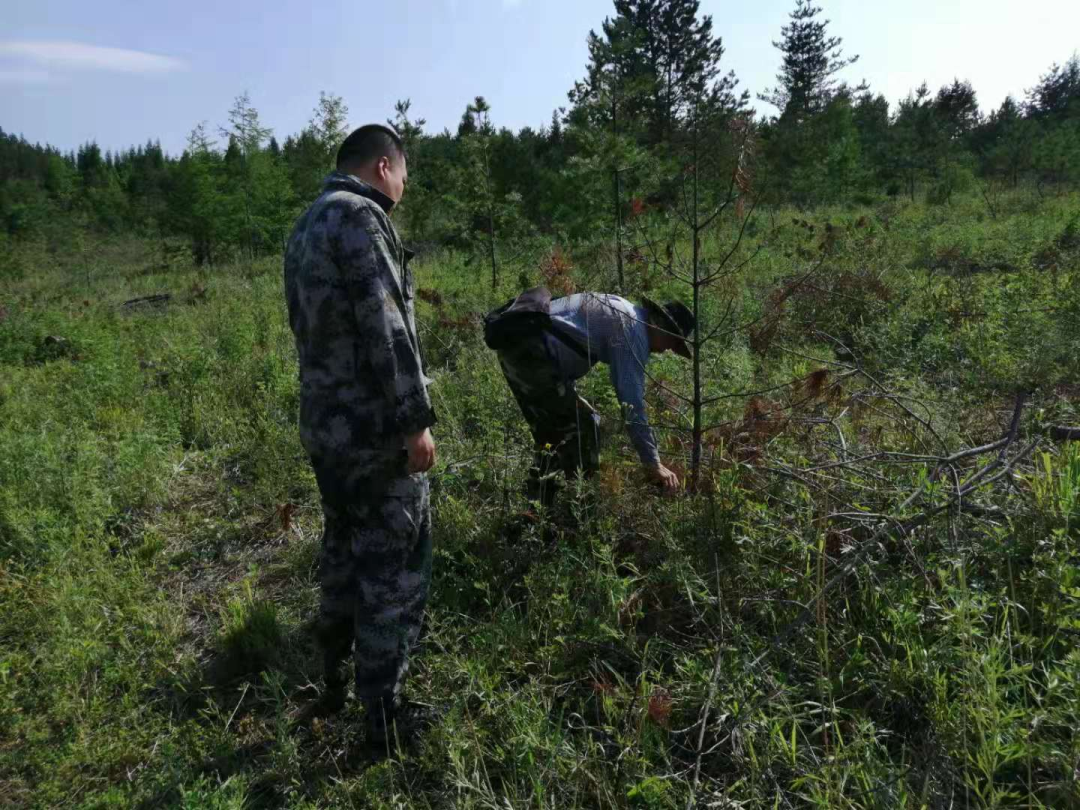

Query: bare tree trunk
612;91;624;291
690;112;703;491
666;64;673;143
484;143;498;291
488;208;497;291
614;169;624;292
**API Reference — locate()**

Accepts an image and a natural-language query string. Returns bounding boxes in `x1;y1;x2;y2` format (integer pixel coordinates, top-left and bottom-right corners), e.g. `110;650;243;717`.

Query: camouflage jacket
284;172;435;469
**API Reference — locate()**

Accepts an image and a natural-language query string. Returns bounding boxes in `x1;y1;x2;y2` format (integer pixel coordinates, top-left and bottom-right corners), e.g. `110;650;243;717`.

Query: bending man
496;291;694;507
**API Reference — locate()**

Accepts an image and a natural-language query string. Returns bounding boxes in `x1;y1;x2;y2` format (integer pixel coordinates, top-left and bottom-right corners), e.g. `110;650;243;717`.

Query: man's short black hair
336;124;405;171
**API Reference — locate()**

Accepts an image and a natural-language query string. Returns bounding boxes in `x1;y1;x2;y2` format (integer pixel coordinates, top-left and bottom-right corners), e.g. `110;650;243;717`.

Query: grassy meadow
1;190;1080;808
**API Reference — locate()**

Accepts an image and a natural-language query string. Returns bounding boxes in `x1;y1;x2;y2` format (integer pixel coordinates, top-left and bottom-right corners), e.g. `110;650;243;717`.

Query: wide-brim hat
642;296;694;360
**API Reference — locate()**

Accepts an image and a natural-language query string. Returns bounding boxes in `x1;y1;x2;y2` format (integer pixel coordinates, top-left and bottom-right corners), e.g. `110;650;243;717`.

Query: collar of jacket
321;171;396;214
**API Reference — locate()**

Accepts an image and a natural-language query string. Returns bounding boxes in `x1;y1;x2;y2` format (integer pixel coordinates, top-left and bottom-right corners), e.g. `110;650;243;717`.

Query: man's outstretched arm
607;327;679;493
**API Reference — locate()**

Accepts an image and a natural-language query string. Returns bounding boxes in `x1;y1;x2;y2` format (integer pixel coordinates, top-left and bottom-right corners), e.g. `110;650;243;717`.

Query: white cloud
0;41;186;74
0;68;52;83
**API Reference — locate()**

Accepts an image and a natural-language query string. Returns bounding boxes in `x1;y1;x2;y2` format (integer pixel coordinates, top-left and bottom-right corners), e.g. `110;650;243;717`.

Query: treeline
2;0;1079;266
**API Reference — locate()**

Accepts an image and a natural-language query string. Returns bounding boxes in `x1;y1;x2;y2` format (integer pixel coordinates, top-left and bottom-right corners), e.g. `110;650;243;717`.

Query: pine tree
223;135;243;168
757;0;861;203
219;93;296;258
173;123;225;264
280;91;350;204
389;99;425;147
1024;55;1080;193
759;0;858;125
458;97;499;288
979;96;1035;186
594;0;738;144
457;106;478;138
1026;54;1080;121
282;129;325;202
569;15;649;287
249;147;295;253
934;79;981;143
853;91;891;188
816;92;864;202
43;154;75;203
76;142;106;188
628;88;758;487
569;0;743;282
891;83;937;201
1032;119;1080;191
453;98;530;289
221;91;272;157
548;110;564;145
309;92;350;165
388;99;431;237
186;122;217;155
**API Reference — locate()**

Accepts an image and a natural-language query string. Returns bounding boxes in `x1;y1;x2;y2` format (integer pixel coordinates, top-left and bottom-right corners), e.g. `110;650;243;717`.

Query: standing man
284;125;436;745
494;291;694;507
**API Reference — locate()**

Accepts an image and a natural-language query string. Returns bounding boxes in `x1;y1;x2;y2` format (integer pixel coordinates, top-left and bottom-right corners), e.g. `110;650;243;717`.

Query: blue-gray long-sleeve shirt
544;293;660;466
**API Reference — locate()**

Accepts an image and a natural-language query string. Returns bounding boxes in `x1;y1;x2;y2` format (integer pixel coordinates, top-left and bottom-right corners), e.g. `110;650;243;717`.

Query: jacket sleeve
335;204;436;437
606;317;661;466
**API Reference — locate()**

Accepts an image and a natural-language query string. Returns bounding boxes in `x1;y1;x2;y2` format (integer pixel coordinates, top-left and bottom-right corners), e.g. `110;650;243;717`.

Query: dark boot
362;693;440;746
309;650;349;717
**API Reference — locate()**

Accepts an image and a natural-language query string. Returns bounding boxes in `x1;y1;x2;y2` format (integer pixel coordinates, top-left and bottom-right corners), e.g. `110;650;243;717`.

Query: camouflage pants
309;455;432;699
498;336;600;507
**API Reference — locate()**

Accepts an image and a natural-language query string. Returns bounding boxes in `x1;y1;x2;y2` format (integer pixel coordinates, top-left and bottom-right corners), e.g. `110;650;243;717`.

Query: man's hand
406;429;436;474
646;462;680;494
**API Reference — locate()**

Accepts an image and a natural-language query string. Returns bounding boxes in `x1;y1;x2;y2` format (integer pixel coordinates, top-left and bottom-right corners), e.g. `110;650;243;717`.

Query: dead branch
753;436;1038;672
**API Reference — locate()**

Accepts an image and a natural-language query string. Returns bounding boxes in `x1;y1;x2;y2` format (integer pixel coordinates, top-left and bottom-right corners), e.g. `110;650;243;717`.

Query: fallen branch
751;437;1039;671
121;293;171;310
674;421;1041;760
686;643;724;810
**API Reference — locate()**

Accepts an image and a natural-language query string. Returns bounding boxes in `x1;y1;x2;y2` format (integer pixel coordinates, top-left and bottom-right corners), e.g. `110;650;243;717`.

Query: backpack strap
545;324;592;361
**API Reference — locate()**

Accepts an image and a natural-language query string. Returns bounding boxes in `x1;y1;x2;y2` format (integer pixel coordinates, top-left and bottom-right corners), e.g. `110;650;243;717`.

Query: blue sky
2;0;1077;156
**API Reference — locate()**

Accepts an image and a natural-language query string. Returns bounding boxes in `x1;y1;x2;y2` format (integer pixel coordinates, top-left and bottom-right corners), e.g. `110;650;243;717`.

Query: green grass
1;191;1079;807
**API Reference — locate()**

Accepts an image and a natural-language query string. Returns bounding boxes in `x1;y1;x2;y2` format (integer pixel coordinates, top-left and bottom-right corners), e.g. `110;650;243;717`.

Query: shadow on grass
141;612;391;809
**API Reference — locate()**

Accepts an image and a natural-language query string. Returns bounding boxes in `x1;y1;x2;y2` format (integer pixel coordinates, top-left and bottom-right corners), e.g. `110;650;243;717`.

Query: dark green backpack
483;286;589;359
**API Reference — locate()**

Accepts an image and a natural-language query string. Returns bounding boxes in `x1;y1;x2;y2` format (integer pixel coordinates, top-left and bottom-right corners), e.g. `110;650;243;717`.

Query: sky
1;0;1077;156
